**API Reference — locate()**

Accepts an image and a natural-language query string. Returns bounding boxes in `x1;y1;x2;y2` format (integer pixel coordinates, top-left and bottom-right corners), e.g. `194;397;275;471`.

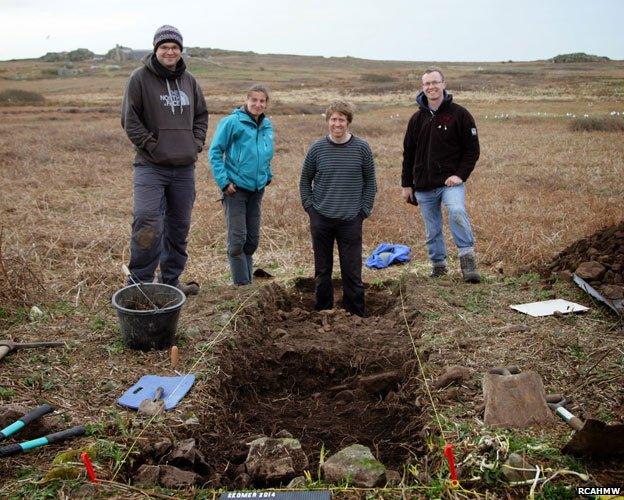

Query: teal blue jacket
209;107;273;191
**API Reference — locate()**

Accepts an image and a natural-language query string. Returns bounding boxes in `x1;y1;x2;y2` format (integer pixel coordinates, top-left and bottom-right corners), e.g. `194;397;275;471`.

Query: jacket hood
416;90;452;110
141;52;186;80
231;106;269;127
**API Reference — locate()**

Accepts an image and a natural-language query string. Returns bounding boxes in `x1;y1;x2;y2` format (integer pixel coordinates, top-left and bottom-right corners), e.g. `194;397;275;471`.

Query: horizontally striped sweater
299;135;377;220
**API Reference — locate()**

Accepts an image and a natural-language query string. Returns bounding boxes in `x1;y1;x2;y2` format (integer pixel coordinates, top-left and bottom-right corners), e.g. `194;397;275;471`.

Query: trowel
138;386;165;416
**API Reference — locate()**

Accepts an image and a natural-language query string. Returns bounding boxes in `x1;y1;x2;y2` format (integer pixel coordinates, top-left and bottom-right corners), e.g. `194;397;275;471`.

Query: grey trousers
222;188;264;285
128;164;195;286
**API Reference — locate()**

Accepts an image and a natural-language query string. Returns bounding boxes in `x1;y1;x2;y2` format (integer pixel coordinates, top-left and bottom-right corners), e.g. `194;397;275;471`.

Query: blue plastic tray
117;374;195;411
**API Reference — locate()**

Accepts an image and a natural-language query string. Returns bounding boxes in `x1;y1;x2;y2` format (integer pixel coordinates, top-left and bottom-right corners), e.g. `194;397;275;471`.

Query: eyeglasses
157;46;181;53
423;80;444;87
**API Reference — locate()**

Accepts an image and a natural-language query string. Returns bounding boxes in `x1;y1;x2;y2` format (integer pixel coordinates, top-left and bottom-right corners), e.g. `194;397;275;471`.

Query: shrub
0;89;45;103
570;116;624;132
360;73;397;83
68;48;94;62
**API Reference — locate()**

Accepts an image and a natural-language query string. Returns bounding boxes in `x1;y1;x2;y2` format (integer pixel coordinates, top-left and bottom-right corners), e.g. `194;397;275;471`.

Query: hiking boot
176;281;200;296
430;264;448;278
460;254;481;283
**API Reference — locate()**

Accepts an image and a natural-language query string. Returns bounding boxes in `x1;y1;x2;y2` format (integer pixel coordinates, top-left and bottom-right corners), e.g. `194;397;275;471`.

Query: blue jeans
129;164;195;285
414;184;475;264
222;188;264;285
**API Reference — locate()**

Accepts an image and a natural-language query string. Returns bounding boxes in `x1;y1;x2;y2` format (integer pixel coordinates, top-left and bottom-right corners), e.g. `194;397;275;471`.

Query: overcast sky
3;0;623;62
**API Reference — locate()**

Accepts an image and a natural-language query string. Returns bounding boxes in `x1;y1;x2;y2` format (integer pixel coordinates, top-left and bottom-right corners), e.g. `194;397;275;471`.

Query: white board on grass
510;299;588;317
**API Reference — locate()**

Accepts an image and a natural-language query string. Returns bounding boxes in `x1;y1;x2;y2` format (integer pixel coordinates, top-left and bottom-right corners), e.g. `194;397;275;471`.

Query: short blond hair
423;66;445;82
325;100;355;123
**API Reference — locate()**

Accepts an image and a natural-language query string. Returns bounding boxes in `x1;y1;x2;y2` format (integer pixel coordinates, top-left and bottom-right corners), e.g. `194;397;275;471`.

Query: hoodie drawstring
165;79;175;115
175;79;183;115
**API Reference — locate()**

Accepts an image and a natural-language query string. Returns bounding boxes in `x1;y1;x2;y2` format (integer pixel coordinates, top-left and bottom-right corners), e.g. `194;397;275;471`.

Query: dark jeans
128;164;195;286
222;188;264;285
308;207;365;316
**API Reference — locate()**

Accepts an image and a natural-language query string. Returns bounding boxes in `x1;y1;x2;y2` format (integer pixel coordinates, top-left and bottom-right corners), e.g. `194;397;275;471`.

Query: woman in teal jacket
209;84;274;285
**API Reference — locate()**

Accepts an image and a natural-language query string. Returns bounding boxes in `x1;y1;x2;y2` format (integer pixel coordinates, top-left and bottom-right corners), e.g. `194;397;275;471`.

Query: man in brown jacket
121;25;208;294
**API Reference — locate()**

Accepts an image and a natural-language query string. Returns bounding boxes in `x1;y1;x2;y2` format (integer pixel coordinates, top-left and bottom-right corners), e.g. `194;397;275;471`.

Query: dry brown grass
0;86;622;315
0;57;623;496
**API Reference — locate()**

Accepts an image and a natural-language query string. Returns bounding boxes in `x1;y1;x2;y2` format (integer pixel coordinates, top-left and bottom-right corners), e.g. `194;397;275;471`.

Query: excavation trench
195;279;427;488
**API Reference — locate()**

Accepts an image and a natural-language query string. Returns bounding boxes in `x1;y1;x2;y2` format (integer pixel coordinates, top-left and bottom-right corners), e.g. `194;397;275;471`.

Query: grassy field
0;53;623;497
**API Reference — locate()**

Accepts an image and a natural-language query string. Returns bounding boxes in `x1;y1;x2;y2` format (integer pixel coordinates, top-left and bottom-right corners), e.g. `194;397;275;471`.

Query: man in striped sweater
299;101;377;317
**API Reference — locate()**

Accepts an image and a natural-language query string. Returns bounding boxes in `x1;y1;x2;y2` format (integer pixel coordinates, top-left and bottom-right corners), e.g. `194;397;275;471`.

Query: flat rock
245;436;308;485
433;365;471;389
167;438;210;473
501;453;537;482
169;438;196;465
322;444;386;488
601;285;624;299
385;469;402;487
159;465;199;488
133;464;160;488
151;438;172;458
286;476;307;488
575;261;606;281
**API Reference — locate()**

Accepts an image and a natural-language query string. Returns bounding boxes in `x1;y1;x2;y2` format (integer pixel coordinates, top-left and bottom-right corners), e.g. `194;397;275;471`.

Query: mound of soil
188;279;426;488
544;221;624;301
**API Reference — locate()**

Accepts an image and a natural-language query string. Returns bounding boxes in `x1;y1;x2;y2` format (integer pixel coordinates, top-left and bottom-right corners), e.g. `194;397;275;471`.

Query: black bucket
111;283;186;351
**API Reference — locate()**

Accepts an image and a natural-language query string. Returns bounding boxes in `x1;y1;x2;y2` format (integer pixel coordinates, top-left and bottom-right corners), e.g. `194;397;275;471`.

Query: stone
152;438;172;458
356;371;401;395
495;324;530;334
601;285;624;299
159;465;199;488
167;438;210;473
245;436;309;485
433;365;471;389
287;476;308;488
575;261;606;281
133;464;160;488
322;444;386;488
275;429;293;439
334;390;356;403
385;469;402;487
168;438;197;465
234;472;251;489
501;453;537;482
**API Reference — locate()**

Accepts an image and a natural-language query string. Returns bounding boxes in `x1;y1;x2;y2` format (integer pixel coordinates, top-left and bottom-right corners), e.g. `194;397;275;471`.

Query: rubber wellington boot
460;254;481;283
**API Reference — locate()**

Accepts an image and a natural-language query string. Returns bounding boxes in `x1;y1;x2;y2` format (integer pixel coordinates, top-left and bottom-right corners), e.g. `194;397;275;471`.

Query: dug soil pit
543;220;624;313
190;279;427;488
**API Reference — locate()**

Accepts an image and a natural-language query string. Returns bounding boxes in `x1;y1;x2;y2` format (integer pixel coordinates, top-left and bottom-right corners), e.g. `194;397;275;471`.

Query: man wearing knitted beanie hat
121;25;208;296
153;25;184;52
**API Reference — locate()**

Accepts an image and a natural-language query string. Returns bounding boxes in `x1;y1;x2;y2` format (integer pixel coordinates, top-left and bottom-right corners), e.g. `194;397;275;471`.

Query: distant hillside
550;52;610;63
40;48;95;62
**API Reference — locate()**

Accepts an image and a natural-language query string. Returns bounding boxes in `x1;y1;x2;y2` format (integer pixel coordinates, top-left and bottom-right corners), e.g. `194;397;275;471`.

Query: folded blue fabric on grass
365;243;411;269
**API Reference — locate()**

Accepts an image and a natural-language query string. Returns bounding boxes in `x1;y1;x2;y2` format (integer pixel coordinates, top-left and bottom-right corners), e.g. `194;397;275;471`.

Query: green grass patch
0;89;45;103
570;116;624;132
0;386;16;400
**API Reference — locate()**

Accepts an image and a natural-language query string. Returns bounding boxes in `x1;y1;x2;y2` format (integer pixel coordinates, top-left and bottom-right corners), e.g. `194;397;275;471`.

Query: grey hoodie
121;54;208;167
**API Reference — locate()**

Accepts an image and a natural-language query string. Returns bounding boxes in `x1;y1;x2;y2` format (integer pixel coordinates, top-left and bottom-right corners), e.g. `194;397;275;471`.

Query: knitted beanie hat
153;25;183;51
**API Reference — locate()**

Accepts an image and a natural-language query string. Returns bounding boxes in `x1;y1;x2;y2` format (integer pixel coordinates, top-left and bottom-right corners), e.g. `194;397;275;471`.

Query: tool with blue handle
0;404;86;458
0;425;86;457
0;404;54;441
